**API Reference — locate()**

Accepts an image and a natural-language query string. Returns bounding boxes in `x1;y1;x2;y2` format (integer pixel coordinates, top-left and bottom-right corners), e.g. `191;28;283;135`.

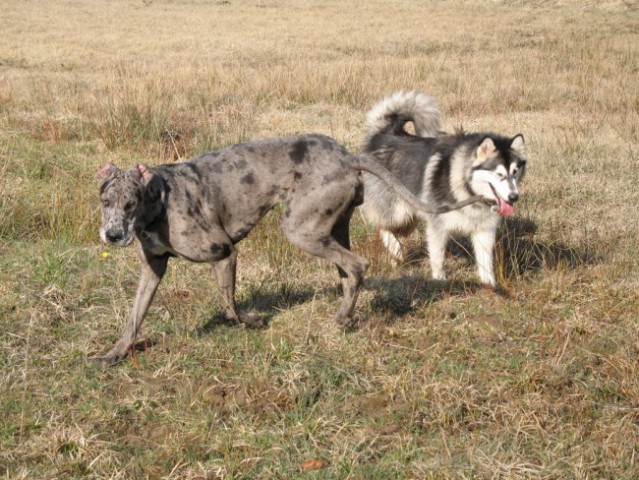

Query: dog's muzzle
102;228;134;247
488;184;517;216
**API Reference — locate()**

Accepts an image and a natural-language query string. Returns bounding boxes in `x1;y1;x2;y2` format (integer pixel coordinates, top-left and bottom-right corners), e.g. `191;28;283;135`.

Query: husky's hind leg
380;229;404;262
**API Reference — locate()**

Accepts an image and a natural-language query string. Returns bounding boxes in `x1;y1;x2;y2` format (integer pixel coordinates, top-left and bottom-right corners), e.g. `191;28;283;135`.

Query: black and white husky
360;91;527;287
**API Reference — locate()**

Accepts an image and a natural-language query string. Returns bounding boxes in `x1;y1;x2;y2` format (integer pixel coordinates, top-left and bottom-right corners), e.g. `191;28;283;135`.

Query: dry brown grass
1;0;638;478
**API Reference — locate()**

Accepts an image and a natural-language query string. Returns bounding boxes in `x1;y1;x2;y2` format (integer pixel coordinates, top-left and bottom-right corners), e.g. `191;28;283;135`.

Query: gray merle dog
360;91;527;287
95;134;481;366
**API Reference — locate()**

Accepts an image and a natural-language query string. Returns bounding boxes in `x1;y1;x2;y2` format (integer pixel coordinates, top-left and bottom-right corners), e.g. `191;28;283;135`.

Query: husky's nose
508;192;519;203
106;230;125;244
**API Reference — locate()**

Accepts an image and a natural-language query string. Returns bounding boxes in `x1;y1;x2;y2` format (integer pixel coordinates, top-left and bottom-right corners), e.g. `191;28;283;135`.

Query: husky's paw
479;278;497;289
431;272;448;282
492;285;511;298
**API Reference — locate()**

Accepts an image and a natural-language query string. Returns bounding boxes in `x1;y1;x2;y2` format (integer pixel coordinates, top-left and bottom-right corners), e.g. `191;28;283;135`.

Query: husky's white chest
429;206;500;234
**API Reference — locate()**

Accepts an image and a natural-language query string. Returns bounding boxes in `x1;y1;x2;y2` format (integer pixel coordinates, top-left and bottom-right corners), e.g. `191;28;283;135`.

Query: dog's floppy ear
510;134;525;156
136;164;154;185
96;162;117;181
473;136;496;166
137;164;164;202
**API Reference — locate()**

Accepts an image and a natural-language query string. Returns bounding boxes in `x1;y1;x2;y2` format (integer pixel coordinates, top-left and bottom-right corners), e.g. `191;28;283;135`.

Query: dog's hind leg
380;229;404;262
93;251;169;367
282;196;369;328
330;201;361;293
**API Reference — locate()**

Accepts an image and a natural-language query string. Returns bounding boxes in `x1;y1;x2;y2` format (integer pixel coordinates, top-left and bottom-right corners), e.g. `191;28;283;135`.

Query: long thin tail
355;154;482;214
365;90;441;139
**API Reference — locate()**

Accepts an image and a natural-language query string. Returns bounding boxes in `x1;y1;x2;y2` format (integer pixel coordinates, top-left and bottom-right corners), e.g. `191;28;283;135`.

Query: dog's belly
139;228;229;263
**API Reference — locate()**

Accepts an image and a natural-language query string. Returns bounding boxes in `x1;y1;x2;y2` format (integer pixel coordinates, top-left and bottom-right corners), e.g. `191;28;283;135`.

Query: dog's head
470;134;526;216
96;163;155;247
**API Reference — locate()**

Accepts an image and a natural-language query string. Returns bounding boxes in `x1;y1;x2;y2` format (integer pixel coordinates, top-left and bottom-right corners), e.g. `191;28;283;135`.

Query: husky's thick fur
360;91;527;287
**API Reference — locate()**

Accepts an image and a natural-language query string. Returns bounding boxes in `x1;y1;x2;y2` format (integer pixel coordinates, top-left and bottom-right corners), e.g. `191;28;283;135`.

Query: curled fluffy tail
355;155;482;215
365;90;441;139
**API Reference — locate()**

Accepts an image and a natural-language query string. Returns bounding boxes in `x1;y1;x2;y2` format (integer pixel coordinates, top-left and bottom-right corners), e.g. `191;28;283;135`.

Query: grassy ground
1;0;639;478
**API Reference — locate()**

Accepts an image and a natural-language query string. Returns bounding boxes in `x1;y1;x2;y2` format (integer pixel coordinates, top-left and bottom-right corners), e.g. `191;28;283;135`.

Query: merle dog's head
96;163;155;247
470;134;526;216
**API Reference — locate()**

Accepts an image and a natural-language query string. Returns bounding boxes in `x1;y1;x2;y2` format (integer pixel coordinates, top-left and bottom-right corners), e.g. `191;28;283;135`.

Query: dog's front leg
92;252;169;367
472;230;496;287
212;248;239;321
426;224;448;281
212;247;263;328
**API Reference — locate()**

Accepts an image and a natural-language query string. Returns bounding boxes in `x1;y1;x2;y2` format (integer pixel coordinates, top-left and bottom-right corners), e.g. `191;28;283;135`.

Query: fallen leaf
300;459;327;470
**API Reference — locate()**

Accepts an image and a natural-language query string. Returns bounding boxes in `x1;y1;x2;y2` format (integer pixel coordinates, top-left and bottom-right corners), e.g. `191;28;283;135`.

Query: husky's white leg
472;229;496;286
380;229;404;261
426;224;448;281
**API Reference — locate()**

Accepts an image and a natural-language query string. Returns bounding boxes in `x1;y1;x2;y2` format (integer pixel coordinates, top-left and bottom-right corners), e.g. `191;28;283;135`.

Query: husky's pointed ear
473;137;496;166
96;162;117;181
136;164;154;185
510;134;525;156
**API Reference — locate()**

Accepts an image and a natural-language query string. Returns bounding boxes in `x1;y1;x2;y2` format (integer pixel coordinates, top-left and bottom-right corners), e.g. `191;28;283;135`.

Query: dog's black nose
508;192;519;203
106;231;124;243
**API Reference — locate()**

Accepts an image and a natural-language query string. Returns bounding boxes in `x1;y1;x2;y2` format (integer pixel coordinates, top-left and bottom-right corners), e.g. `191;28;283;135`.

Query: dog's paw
88;352;126;368
239;311;265;329
431;272;448;282
333;313;361;332
492;285;511;298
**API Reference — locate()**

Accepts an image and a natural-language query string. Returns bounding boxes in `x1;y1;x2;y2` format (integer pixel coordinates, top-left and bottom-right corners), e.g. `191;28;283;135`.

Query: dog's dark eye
102;199;110;207
124;202;135;211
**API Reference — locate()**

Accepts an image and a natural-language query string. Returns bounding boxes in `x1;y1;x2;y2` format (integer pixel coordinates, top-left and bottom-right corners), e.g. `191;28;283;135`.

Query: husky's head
96;163;156;247
470;135;526;216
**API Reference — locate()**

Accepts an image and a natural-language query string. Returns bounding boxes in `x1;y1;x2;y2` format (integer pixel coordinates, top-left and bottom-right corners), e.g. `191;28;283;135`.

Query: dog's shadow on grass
496;216;598;276
198;217;598;334
401;216;598;278
196;288;316;336
363;216;598;322
364;275;487;320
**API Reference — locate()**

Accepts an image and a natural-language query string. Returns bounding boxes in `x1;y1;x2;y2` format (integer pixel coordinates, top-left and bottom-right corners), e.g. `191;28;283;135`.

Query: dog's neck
136;174;167;236
462;179;493;209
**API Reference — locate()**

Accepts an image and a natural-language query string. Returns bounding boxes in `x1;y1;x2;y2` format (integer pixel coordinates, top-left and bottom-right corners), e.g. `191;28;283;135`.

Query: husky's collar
465;180;494;209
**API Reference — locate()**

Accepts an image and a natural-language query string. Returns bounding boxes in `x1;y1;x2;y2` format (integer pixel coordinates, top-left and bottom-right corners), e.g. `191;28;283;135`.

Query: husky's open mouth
489;185;515;216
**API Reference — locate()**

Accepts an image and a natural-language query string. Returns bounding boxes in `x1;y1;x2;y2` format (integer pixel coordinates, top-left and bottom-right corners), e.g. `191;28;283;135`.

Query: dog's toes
492;285;511;298
88;356;112;369
239;311;265;329
88;353;124;368
333;313;361;332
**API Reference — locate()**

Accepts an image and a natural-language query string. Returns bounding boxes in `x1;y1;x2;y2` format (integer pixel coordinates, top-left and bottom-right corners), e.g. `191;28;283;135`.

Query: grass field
1;0;639;478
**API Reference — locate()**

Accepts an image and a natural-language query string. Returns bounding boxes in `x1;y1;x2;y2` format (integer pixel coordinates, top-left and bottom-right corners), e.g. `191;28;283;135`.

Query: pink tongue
497;198;515;216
